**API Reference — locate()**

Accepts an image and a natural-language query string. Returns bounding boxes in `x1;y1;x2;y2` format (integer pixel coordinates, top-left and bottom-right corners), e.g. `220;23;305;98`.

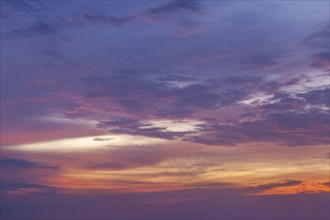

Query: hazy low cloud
1;158;59;170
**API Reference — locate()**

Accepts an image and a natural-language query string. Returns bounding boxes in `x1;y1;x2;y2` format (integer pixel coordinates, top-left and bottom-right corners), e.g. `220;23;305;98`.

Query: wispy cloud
1;181;55;194
243;180;303;194
1;158;59;170
3;0;205;38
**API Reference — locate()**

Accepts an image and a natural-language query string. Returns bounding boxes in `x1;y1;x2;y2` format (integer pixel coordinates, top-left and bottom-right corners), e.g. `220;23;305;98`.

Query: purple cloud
190;109;329;146
243;180;303;193
1;158;59;170
140;0;204;22
3;0;205;39
1;181;55;194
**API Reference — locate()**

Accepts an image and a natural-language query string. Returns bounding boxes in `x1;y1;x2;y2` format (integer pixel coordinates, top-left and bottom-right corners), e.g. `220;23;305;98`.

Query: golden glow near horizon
4;135;329;195
2;116;329;195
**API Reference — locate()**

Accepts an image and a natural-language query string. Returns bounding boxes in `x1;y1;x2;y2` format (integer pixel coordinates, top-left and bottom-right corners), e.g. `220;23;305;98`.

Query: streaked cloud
1;158;59;170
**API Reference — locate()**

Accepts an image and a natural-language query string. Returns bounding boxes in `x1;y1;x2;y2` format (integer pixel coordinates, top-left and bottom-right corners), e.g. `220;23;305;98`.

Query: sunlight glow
6;135;167;152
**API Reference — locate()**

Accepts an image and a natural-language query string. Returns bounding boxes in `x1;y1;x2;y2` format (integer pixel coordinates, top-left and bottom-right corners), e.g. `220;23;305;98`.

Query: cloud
98;118;193;140
4;21;60;38
93;137;114;141
169;49;231;64
175;85;245;110
1;158;59;170
147;0;202;15
243;180;302;193
81;162;132;170
240;55;279;69
313;152;330;159
297;88;330;106
1;0;48;19
1;181;49;190
1;181;54;194
77;0;204;27
302;23;330;71
302;23;329;49
323;182;330;187
75;14;134;27
140;0;204;22
29;22;59;34
150;170;207;178
79;144;190;170
189;181;232;189
310;50;330;70
59;73;330;146
188;109;329;146
4;0;205;39
260;93;305;111
72;73;257;118
76;140;222;173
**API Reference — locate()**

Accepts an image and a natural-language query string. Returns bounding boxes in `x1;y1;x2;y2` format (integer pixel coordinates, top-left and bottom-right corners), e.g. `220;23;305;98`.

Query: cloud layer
1;1;329;219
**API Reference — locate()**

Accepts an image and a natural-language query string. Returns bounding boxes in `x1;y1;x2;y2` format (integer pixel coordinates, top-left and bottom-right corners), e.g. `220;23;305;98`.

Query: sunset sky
1;0;329;219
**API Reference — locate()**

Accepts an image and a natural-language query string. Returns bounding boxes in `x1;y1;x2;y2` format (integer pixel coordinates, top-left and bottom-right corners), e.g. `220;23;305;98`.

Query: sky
0;0;329;219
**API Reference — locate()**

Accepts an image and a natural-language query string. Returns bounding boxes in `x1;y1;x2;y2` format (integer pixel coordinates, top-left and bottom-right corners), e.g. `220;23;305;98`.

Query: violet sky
1;0;329;219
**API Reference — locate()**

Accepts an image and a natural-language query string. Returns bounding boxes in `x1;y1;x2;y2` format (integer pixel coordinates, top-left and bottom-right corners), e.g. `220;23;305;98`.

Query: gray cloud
1;0;48;19
1;158;59;170
310;50;330;70
4;21;60;38
243;180;302;193
1;181;55;194
98;117;193;140
323;182;330;187
302;23;329;70
302;23;330;49
297;88;330;106
93;137;114;141
81;162;132;170
65;73;330;147
188;109;329;146
77;73;257;117
78;14;133;27
4;0;204;38
141;0;204;21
